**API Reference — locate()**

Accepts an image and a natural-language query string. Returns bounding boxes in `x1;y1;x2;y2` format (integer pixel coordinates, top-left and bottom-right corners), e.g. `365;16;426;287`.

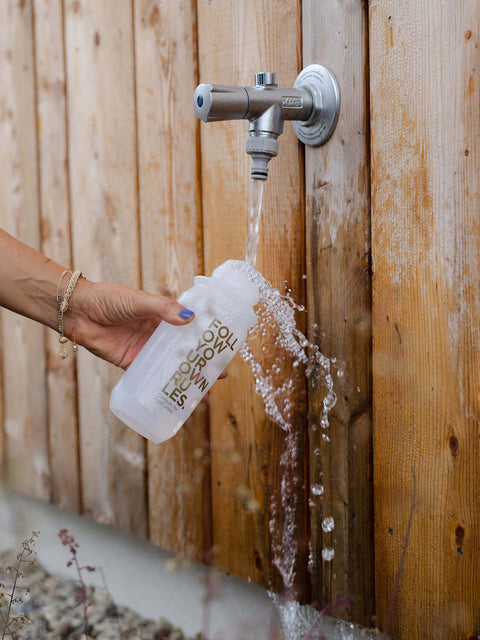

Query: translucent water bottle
109;260;259;443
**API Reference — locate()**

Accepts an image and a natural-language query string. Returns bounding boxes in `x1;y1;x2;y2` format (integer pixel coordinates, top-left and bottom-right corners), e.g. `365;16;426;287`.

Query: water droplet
322;547;335;561
322;516;335;533
311;484;324;496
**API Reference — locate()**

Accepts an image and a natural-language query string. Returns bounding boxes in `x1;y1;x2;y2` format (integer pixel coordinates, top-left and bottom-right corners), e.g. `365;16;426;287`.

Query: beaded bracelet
56;270;83;359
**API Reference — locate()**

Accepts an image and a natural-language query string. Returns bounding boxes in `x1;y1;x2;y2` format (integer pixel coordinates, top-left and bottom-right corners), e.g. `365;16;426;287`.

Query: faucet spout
193;65;340;181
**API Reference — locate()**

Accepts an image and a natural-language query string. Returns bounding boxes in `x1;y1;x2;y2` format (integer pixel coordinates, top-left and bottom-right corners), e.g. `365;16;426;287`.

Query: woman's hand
0;229;228;375
65;279;195;369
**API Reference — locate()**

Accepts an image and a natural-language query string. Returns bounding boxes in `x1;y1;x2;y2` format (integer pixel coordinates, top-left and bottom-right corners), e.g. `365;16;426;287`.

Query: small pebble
0;551;194;640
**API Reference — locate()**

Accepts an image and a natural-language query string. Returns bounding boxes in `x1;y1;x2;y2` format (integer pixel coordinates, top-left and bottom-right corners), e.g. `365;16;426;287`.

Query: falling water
268;593;363;640
242;177;336;432
236;263;337;433
236;180;342;639
245;178;264;267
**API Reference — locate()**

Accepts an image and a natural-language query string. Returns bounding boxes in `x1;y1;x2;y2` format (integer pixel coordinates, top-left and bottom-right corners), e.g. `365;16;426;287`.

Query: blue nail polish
179;308;194;319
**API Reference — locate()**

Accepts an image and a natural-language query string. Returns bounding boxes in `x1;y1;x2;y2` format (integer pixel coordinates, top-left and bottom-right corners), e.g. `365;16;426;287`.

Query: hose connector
246;135;279;181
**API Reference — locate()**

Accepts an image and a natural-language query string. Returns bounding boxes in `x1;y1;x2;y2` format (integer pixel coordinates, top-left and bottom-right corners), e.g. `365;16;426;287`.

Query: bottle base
109;387;176;444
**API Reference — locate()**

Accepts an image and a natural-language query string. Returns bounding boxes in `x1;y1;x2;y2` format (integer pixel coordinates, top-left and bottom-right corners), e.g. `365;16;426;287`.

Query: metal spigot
193;65;340;181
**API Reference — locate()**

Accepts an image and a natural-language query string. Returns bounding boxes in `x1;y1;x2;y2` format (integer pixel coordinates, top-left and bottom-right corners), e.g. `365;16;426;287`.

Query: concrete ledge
0;488;384;639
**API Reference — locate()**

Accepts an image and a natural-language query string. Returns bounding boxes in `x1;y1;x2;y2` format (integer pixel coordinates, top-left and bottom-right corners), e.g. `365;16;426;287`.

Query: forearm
0;228;194;369
0;228;73;333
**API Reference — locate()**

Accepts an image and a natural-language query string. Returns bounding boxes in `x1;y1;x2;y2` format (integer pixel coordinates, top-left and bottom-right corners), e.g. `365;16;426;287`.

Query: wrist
61;276;94;342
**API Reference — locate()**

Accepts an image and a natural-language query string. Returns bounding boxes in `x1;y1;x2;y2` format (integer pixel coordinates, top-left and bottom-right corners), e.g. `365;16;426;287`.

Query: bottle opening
212;260;260;307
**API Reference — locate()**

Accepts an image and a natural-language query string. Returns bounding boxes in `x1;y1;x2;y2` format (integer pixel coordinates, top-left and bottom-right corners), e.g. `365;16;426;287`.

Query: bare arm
0;228;69;331
0;229;195;368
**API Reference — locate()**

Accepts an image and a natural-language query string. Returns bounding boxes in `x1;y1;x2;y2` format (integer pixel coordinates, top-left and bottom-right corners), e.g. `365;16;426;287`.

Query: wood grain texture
0;0;50;499
33;0;80;513
196;0;309;598
133;0;209;562
0;313;3;475
370;1;480;637
303;0;373;625
64;0;147;536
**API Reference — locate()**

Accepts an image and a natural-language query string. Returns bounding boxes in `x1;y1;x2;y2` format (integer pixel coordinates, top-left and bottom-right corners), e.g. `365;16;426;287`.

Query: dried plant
58;528;96;639
0;531;39;639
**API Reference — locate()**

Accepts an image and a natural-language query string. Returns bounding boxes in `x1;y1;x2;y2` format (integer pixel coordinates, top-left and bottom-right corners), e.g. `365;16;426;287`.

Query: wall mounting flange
292;64;340;147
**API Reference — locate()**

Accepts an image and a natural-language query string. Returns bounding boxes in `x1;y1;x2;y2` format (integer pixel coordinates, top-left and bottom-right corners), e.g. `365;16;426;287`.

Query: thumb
135;291;195;326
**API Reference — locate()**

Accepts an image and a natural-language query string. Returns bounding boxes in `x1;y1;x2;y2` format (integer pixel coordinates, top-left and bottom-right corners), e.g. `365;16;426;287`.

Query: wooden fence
0;1;478;638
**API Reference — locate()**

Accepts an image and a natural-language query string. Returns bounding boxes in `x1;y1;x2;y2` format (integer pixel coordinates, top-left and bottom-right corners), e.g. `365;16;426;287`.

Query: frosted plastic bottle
109;260;259;443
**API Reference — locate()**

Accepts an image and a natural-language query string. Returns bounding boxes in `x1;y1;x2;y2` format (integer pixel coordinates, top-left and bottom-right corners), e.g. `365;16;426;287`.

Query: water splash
268;429;302;591
239;186;343;638
269;593;321;640
236;263;337;431
269;593;366;640
242;178;336;431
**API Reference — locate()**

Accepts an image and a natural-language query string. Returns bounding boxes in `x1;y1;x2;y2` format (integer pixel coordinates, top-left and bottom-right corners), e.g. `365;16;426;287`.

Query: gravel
0;549;196;640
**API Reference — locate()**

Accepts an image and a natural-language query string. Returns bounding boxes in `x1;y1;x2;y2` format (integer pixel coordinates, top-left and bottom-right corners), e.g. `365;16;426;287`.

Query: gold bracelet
57;270;83;359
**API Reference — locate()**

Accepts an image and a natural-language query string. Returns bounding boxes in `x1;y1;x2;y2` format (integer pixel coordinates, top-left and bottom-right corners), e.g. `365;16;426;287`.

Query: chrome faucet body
193;66;340;180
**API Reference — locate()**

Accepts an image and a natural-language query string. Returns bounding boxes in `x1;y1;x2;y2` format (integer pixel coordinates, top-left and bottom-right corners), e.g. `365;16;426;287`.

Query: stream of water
241;178;337;433
245;178;264;267
239;179;341;639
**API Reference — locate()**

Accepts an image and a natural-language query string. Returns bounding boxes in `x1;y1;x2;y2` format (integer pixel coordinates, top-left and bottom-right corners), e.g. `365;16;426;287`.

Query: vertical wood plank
370;1;480;637
0;0;50;499
303;0;373;625
197;0;308;598
0;314;4;479
33;0;80;513
65;0;147;536
133;0;209;562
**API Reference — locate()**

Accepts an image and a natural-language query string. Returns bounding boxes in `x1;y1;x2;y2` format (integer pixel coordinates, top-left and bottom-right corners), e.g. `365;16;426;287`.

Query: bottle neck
210;260;260;307
194;274;257;308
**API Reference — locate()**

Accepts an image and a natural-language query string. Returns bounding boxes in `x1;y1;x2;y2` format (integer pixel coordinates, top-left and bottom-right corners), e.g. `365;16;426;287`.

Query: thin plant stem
58;529;96;640
0;532;37;640
1;549;24;640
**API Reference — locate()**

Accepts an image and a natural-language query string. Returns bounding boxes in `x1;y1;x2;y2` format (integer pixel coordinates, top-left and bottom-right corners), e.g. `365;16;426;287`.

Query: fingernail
179;308;194;320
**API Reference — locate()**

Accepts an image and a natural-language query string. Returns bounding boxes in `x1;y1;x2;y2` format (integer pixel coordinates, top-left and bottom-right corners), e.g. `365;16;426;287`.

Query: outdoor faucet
193;65;340;181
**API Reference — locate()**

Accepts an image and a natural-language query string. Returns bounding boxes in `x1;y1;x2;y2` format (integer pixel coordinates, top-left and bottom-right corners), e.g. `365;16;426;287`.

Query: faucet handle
254;72;278;87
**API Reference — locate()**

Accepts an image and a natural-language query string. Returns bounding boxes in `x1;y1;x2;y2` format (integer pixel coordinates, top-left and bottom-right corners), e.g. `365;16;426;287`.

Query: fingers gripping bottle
110;260;259;444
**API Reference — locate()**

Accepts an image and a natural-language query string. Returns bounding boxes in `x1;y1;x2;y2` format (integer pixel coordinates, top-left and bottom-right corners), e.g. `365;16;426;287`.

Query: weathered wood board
64;0;147;536
133;0;209;562
303;0;374;625
0;0;50;499
370;1;480;637
33;0;81;513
